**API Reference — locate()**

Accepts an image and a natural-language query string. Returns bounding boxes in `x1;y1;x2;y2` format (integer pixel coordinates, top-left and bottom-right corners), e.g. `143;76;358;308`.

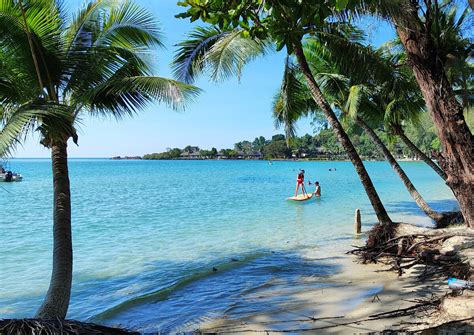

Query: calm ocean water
0;159;456;332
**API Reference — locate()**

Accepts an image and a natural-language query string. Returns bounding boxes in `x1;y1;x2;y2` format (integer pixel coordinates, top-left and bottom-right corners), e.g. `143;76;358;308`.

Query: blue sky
15;0;395;158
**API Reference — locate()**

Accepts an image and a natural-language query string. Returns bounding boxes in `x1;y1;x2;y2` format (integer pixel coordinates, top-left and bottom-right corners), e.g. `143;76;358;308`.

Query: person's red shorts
297;179;303;185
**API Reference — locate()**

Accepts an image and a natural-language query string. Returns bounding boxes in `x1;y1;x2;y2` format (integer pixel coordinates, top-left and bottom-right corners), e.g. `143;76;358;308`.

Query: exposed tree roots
0;318;138;335
350;223;473;281
435;211;465;229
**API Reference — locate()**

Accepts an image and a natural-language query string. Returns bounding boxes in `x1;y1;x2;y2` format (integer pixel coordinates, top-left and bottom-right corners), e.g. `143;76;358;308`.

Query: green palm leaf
172;26;229;84
173;26;271;84
87;76;201;117
0;103;73;156
273;56;317;144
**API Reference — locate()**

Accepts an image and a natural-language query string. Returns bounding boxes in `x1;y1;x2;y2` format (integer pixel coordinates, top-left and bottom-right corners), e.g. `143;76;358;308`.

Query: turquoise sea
0;159;456;332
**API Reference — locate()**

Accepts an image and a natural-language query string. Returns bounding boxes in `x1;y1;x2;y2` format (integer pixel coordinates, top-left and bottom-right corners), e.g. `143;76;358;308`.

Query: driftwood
349;223;472;281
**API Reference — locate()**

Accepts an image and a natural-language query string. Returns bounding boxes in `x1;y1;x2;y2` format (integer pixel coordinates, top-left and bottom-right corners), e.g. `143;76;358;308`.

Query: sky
14;0;395;158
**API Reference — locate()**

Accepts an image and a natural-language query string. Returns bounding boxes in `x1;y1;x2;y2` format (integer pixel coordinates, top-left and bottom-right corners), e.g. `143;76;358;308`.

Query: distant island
111;156;142;160
117;122;441;161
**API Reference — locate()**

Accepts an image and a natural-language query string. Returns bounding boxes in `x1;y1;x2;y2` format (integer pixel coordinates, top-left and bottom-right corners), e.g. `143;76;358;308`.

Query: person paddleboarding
294;169;308;197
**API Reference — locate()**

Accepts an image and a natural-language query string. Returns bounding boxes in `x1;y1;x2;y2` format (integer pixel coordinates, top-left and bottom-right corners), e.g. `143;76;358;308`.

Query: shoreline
193;226;473;334
110;157;425;162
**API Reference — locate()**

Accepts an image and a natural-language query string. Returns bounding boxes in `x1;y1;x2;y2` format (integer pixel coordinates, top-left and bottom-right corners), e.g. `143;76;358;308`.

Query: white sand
195;234;473;334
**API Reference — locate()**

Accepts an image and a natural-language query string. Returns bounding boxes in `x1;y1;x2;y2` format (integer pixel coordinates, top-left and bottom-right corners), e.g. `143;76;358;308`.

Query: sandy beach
197;226;474;334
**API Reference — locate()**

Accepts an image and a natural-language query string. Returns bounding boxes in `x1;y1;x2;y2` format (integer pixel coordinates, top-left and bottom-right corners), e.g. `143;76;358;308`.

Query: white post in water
354;209;361;234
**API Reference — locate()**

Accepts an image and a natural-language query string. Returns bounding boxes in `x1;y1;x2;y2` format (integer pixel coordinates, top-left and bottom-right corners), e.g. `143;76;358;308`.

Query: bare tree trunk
36;142;72;319
293;43;392;225
392;125;447;181
357;117;445;222
394;7;474;228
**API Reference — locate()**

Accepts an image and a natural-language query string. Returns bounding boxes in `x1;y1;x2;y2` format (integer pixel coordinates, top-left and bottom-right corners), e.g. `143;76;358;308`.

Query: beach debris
368;296;442;319
448;278;474;290
350;223;473;282
371;294;381;302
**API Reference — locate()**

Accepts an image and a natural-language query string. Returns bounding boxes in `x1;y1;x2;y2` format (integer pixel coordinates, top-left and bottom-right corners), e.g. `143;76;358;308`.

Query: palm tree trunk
394;8;474;228
36;142;72;319
293;43;392;225
356;117;444;223
392;125;447;181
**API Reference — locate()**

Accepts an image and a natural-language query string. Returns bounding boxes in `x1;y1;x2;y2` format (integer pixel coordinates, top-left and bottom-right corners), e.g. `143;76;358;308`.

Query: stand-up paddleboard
287;193;313;201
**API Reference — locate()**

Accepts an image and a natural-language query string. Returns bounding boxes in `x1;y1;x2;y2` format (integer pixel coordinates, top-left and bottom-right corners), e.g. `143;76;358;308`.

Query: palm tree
367;47;447;180
0;0;199;318
173;24;392;225
367;0;474;227
273;37;460;225
389;123;447;180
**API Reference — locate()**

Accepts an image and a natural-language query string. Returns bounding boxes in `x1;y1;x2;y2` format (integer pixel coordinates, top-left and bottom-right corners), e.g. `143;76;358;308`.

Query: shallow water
0;159;456;331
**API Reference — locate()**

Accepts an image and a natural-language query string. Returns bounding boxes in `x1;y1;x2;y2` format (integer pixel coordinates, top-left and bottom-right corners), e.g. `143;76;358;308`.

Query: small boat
0;171;23;182
0;163;23;182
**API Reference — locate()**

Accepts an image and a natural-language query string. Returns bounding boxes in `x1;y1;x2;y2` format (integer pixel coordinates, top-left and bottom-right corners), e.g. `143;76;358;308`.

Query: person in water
313;181;321;197
295;170;307;197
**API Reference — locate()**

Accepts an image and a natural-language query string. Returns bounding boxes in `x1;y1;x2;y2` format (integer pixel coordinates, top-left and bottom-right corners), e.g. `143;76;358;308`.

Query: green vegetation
0;0;198;318
143;148;183;160
0;0;472;321
142;124;441;160
175;0;473;228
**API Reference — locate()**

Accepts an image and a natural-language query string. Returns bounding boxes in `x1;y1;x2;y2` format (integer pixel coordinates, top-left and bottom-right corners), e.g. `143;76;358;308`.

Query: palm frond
204;29;271;82
86;76;201;118
94;0;163;51
273;56;314;144
346;84;366;119
172;26;229;84
0;103;73;155
314;73;350;103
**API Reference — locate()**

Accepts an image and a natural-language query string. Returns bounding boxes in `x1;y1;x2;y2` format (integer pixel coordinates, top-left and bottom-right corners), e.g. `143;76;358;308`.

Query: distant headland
112;130;433;161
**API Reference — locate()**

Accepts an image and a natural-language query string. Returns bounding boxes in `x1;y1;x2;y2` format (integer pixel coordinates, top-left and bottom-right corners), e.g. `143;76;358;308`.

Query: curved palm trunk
395;11;474;228
293;44;392;225
36;142;72;319
392;125;447;181
356;117;444;223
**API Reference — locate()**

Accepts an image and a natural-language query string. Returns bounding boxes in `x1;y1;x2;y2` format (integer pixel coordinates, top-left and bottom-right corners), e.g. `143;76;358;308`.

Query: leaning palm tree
173;24;393;225
389;123;447;181
345;84;461;226
273;38;460;225
365;0;474;228
0;0;199;318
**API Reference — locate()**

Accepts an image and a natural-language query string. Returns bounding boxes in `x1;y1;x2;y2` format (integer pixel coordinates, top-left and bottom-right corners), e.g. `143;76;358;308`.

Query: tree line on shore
175;0;473;232
0;0;472;322
143;112;450;160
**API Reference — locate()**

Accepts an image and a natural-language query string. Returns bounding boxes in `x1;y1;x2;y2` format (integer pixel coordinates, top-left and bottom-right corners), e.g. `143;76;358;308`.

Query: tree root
435;211;465;229
350;223;472;281
0;318;139;335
